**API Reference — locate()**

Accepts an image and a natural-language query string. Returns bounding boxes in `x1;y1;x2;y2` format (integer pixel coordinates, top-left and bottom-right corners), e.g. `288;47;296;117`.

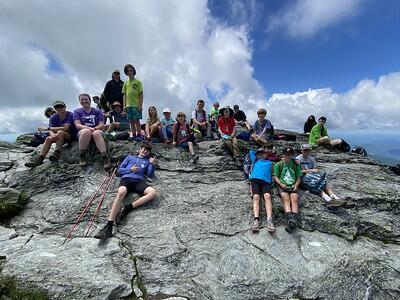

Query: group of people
25;65;350;238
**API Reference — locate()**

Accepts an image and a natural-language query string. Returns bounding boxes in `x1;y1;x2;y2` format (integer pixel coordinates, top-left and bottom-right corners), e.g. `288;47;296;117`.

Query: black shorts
119;178;149;195
250;179;271;196
278;186;298;195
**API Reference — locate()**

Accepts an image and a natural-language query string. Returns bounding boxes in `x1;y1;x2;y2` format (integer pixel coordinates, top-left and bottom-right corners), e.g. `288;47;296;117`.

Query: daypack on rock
331;139;351;152
301;172;328;195
351;146;367;156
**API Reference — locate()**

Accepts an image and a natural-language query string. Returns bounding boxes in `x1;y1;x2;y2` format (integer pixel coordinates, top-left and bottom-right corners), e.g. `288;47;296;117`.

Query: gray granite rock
0;131;399;299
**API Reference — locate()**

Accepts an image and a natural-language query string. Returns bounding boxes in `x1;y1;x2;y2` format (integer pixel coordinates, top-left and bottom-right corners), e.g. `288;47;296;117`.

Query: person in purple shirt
94;142;157;240
25;100;76;168
73;93;111;170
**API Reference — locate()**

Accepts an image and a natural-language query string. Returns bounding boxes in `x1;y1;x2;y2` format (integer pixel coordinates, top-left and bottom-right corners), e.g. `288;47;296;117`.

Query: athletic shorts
178;142;189;148
117;122;130;131
126;107;142;121
250;179;271;196
119;178;149;195
278;186;298;195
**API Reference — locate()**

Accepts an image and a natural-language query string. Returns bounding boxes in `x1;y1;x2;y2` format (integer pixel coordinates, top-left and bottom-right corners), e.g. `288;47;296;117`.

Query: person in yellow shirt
122;64;143;140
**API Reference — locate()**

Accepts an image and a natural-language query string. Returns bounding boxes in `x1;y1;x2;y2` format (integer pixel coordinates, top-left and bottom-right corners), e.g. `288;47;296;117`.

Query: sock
254;217;259;220
330;193;340;200
267;216;272;222
124;204;134;213
322;193;332;202
106;220;114;228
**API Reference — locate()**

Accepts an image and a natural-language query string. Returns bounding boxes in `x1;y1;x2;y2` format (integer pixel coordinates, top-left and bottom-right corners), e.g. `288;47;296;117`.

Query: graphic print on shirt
83;115;97;126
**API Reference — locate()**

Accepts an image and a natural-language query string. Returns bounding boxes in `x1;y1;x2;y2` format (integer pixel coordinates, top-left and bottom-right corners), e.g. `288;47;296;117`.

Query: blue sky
209;0;400;95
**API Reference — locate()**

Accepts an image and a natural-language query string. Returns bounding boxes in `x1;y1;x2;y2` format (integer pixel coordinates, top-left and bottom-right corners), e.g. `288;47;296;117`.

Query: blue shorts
117;122;130;131
126;107;142;121
179;142;189;148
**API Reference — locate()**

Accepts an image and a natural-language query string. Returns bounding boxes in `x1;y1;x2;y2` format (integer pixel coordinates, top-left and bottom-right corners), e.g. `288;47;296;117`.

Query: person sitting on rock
209;101;220;136
145;106;161;141
303;115;317;135
233;104;251;130
217;107;241;165
251;108;274;146
309;116;331;146
104;101;130;133
296;144;348;208
44;106;56;119
160;107;175;144
25;100;77;167
191;99;213;140
248;147;275;233
73;93;111;170
94;142;157;240
173;112;199;164
273;147;302;233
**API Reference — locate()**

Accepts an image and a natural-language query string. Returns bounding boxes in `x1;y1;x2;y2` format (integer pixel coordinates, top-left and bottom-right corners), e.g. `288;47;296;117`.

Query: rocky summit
0;131;400;300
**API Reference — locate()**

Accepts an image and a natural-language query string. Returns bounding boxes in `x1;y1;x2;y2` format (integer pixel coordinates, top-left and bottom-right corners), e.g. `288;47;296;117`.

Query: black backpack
351;146;367;156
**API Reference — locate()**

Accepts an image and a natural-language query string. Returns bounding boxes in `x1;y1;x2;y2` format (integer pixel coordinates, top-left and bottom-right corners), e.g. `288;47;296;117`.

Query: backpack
243;152;257;179
389;164;400;176
351;146;367;156
331;139;351;152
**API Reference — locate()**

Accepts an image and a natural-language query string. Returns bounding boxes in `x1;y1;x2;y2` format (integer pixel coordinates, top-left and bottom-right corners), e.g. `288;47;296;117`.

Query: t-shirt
309;124;328;145
160;117;175;128
273;160;302;188
254;119;273;136
217;117;235;135
210;107;219;119
296;154;316;170
122;78;143;108
146;117;160;127
173;122;191;144
233;110;247;122
49;111;77;137
109;110;128;124
248;150;273;183
191;109;207;123
73;107;104;129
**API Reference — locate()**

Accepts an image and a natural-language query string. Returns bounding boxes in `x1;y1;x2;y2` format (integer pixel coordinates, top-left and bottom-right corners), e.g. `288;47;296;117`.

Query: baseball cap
112;101;122;107
301;144;311;151
163;108;171;113
52;100;65;107
282;147;295;155
113;69;120;74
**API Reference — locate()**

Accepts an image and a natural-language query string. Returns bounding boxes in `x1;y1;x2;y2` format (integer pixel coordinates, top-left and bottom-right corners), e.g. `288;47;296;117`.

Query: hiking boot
79;151;87;167
94;224;113;240
288;214;297;230
326;199;347;208
251;218;260;233
25;155;45;168
266;218;276;233
116;207;131;225
192;155;199;165
49;150;61;162
102;155;112;172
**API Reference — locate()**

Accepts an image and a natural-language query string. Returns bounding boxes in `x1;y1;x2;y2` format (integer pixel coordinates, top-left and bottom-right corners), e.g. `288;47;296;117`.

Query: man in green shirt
309;116;331;146
273;147;302;233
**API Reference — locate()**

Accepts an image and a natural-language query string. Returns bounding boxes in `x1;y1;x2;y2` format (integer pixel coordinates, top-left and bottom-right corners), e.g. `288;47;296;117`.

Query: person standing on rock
103;69;124;112
122;64;143;141
25;100;77;167
73;93;111;170
309;116;331;146
94;142;157;240
217;107;241;166
248;147;275;233
296;144;348;208
273;147;302;233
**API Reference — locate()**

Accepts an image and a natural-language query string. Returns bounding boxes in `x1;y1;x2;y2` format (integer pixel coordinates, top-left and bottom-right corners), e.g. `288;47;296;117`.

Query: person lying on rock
172;112;199;164
251;108;274;146
296;144;350;208
94;142;157;240
309;116;331;146
249;147;275;233
25;100;77;167
73;93;111;171
273;147;302;233
217;107;242;166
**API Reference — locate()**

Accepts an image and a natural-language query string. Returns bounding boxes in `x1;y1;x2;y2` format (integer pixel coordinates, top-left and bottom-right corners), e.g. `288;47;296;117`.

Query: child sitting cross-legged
249;147;275;233
172;112;199;165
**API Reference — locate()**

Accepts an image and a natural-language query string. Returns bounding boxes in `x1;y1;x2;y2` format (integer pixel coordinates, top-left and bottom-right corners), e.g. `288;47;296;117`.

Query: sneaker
251;218;260;233
266;219;275;232
326;199;347;208
288;216;297;229
25;155;44;168
49;150;61;162
116;207;130;225
94;225;113;240
192;155;199;165
103;156;112;172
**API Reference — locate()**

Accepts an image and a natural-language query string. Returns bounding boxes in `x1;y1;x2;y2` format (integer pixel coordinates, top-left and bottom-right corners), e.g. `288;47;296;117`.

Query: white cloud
267;0;363;39
264;72;400;131
0;0;265;134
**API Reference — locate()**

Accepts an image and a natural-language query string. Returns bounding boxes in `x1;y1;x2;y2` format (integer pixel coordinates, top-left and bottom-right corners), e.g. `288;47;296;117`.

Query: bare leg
264;193;273;218
78;129;92;150
92;130;107;154
290;193;299;213
40;137;53;156
55;131;69;151
188;141;195;155
131;187;157;209
281;192;291;213
252;194;260;218
134;120;141;137
108;186;128;221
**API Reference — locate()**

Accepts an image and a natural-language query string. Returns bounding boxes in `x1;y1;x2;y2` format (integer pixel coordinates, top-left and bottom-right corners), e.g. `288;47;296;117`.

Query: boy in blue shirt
95;142;157;239
249;147;275;233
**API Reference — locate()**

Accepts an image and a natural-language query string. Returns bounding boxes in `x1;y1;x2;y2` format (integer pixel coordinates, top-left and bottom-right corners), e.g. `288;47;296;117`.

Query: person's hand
37;127;48;131
89;127;96;132
292;186;298;192
121;111;127;117
130;165;139;173
149;157;156;164
172;141;176;146
280;183;287;189
147;134;151;139
49;135;58;142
